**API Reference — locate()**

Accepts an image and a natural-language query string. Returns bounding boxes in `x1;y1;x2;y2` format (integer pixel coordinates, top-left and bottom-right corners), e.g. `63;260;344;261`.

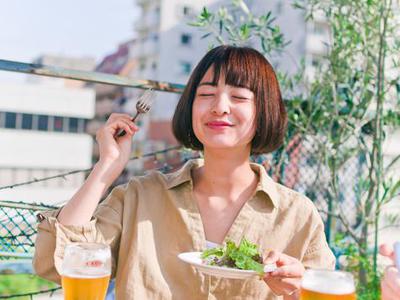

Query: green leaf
239;24;250;40
201;239;264;274
187;21;205;27
233;0;250;15
292;1;305;10
201;247;224;259
201;32;213;39
238;238;259;257
200;7;212;21
389;180;400;200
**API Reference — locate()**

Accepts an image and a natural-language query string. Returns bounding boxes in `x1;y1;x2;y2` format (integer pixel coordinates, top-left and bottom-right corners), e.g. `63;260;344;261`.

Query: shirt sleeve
32;184;126;284
302;209;336;270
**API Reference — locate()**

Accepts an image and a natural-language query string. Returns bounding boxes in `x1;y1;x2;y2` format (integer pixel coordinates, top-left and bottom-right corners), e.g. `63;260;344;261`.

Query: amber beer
300;269;356;300
62;274;110;300
61;243;111;300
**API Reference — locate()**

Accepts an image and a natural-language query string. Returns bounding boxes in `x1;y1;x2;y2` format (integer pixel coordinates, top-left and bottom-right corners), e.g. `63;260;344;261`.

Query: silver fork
116;88;155;137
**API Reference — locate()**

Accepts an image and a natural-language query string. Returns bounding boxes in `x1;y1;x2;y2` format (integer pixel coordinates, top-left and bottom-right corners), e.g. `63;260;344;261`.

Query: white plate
178;252;277;280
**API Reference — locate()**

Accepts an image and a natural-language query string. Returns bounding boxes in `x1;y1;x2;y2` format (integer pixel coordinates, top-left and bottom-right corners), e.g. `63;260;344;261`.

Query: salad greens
201;238;264;274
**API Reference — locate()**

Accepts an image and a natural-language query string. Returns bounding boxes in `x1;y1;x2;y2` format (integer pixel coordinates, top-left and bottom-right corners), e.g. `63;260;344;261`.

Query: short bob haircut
172;45;287;154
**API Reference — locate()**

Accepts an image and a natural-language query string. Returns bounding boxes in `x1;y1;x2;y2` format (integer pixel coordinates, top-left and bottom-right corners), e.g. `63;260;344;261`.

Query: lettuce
201;238;264;274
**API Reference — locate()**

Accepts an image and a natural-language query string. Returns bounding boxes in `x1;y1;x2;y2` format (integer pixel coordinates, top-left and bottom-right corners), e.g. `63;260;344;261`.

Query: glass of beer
61;242;111;300
300;269;356;300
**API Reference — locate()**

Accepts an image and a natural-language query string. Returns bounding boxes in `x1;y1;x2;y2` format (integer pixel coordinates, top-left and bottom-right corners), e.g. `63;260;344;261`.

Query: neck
194;147;257;197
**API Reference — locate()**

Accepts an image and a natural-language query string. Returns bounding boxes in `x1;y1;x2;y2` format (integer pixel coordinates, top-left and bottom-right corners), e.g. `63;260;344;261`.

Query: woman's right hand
95;113;138;171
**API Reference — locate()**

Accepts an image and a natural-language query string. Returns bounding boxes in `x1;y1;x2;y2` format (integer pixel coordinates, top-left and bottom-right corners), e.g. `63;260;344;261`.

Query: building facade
0;56;96;205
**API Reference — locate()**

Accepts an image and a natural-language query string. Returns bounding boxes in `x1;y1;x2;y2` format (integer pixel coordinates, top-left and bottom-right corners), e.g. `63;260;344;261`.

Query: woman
34;45;335;299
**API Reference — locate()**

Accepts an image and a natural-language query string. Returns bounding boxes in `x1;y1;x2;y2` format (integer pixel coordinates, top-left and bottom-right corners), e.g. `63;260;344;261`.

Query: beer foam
62;269;111;279
301;271;355;295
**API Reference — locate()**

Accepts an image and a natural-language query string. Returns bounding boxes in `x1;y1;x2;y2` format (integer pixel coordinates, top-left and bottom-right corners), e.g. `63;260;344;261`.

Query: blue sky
0;0;137;64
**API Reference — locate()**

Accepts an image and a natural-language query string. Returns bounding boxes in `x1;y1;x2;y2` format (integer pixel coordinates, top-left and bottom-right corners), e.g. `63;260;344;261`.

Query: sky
0;0;138;81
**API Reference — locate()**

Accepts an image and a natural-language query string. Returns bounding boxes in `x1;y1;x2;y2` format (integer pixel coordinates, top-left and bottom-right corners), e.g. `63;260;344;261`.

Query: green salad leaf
201;238;264;274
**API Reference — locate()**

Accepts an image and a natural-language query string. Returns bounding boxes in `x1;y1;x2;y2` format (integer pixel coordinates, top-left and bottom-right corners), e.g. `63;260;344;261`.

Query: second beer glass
300;269;356;300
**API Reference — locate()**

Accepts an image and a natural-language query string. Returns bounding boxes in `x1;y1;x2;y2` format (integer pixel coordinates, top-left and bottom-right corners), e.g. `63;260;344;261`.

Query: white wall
0;129;93;169
0;83;95;118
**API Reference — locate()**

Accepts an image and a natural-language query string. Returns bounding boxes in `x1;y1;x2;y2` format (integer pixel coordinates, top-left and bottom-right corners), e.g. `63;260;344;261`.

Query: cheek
241;106;257;128
191;102;202;135
192;100;207;126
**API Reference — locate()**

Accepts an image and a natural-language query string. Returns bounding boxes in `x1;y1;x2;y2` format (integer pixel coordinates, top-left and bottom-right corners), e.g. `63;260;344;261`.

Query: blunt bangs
209;47;257;91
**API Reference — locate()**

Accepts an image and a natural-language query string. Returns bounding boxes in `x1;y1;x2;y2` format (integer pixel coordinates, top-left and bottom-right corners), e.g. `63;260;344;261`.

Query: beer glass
300;269;356;300
61;242;111;300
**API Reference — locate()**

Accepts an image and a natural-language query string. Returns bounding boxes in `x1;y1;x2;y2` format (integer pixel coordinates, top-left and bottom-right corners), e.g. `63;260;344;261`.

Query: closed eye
198;93;214;97
232;95;250;100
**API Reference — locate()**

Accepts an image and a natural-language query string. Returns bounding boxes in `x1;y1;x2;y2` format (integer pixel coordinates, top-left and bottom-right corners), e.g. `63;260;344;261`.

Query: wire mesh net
0;203;57;259
0;140;367;259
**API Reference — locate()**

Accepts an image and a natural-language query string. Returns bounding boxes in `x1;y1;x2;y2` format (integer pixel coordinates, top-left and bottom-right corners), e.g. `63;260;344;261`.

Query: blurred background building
0;56;95;205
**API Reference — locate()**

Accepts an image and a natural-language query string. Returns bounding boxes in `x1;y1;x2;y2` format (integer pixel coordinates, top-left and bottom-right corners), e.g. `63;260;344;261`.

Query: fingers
381;279;398;300
106;113;134;124
268;264;305;278
263;251;304;297
264;251;301;268
97;115;139;141
380;244;395;261
109;119;137;135
263;250;281;264
97;121;134;142
383;267;400;296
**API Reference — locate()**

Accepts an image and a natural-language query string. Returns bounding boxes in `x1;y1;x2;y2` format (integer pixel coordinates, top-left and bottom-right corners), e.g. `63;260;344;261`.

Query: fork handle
115;112;140;138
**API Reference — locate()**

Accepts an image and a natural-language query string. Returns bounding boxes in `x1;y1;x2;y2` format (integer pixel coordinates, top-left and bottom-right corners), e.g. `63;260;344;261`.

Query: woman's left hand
263;250;305;299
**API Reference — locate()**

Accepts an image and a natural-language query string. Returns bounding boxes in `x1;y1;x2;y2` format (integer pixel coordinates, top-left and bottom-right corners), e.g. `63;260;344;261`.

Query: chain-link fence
0;202;57;259
0;138;366;259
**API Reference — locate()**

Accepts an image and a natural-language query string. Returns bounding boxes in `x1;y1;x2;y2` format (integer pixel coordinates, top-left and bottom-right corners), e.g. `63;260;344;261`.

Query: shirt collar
163;158;280;208
250;162;280;208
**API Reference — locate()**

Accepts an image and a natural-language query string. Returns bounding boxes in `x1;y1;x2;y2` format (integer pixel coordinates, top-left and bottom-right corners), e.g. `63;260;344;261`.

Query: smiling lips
206;120;233;130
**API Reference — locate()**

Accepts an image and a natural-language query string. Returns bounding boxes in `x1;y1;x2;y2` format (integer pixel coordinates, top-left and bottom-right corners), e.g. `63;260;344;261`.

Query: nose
211;92;230;115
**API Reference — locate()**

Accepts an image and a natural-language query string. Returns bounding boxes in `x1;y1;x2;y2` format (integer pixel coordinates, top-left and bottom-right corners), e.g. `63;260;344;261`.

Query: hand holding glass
61;243;111;300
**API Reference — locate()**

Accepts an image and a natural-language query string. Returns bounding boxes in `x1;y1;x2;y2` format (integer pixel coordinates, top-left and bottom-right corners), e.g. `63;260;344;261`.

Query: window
139;58;146;71
32;115;38;130
5;112;16;129
177;5;194;18
181;33;192;46
152;62;158;70
78;119;85;133
179;61;192;75
155;7;160;18
183;6;191;16
22;113;33;129
69;117;78;133
54;116;64;132
152;33;159;42
38;115;48;131
0;111;5;127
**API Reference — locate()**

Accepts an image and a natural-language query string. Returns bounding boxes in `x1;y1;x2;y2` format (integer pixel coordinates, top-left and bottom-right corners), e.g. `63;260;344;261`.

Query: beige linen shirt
33;159;335;299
